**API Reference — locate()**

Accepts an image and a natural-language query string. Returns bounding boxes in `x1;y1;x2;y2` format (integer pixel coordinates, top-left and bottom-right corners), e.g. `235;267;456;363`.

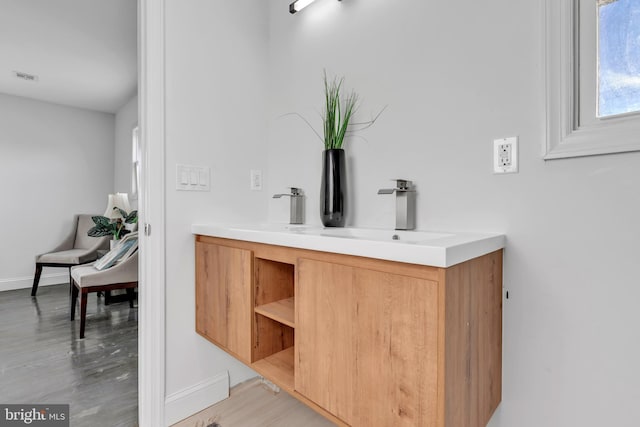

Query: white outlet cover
493;137;518;174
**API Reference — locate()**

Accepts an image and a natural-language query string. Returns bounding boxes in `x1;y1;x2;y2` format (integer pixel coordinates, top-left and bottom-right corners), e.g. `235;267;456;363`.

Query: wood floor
0;283;138;427
172;378;336;427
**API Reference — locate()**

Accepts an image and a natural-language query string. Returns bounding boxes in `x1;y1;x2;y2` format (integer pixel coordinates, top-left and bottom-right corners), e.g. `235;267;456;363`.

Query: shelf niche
253;258;295;375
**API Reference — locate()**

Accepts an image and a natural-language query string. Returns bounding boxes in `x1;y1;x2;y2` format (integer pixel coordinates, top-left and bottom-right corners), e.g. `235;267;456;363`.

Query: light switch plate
176;164;210;191
250;169;262;191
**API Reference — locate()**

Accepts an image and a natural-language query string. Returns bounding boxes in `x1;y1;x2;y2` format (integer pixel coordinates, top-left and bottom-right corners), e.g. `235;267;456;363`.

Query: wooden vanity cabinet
194;235;502;427
195;241;253;364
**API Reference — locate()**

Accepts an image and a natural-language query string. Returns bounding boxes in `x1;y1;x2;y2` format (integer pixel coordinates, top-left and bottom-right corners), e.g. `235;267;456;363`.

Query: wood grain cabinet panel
195;241;252;364
295;260;355;423
295;258;439;426
352;267;439;426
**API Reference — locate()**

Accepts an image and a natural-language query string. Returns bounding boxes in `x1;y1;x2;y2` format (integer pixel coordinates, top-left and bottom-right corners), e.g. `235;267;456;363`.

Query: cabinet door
296;258;439;427
296;259;354;423
195;241;252;363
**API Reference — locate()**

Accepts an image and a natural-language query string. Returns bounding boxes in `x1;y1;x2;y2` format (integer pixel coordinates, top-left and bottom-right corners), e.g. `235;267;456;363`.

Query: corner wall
0;93;115;291
163;0;269;423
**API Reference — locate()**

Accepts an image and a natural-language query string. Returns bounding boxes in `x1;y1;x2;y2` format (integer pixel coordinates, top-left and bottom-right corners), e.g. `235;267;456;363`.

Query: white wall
114;94;138;208
265;1;640;426
163;0;269;421
0;93;115;291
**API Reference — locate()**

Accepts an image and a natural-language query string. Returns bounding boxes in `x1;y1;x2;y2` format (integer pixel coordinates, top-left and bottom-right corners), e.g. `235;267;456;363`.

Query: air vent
13;71;38;82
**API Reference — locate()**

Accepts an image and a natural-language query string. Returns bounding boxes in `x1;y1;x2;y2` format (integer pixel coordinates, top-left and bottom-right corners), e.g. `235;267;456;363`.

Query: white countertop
192;223;505;268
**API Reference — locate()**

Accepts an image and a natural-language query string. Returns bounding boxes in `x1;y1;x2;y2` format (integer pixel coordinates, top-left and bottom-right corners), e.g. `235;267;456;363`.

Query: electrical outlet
493;137;518;174
498;144;512;167
250;169;262;190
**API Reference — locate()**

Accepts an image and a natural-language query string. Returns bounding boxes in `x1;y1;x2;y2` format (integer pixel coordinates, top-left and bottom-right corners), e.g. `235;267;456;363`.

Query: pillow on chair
94;233;138;271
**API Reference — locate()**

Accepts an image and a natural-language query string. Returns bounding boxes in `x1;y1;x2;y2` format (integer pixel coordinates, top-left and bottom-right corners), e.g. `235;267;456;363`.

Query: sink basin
229;224;452;243
192;223;505;268
317;228;453;243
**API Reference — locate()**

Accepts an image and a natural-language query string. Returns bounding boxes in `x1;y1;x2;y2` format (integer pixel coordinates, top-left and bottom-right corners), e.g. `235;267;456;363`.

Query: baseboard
164;371;229;426
0;272;68;292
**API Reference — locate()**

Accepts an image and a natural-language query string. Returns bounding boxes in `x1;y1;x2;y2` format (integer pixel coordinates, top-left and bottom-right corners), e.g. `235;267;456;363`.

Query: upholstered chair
32;214;109;296
71;251;138;338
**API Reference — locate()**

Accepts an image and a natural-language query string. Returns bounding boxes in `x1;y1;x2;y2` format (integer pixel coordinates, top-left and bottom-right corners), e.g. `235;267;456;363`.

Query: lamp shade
104;193;131;219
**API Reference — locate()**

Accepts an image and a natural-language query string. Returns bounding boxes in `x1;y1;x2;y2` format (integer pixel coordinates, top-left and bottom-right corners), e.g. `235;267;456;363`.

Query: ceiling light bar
290;0;316;14
289;0;341;14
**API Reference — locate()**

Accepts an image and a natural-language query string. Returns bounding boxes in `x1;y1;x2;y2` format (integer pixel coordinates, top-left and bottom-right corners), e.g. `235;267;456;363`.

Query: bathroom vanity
192;224;504;427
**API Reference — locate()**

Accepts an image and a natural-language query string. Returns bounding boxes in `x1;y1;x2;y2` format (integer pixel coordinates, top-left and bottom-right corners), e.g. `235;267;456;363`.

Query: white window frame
544;0;640;159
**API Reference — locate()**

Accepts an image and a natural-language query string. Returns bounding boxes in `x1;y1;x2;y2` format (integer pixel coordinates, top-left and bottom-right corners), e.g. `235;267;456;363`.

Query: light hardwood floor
172;378;336;427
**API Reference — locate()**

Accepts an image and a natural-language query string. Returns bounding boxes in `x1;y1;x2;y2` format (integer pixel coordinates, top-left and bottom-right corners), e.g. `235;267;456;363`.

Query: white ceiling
0;0;137;114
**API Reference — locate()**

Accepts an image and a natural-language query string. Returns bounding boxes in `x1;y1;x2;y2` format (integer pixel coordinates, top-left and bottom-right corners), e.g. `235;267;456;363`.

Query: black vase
320;148;346;227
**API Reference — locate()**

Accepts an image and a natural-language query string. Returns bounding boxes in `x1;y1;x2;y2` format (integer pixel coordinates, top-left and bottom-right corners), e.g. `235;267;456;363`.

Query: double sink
191;223;505;268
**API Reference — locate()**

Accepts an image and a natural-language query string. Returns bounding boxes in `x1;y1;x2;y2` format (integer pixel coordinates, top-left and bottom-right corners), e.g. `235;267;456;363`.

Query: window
545;0;640;159
132;125;140;199
597;0;640;117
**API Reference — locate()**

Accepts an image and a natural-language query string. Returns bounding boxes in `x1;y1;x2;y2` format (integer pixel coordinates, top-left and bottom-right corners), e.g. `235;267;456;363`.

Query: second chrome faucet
273;187;304;224
378;179;416;230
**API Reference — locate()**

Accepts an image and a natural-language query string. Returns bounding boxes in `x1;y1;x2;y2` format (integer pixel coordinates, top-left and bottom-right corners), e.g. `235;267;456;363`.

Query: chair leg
126;288;135;308
71;283;79;320
79;290;88;339
31;264;43;296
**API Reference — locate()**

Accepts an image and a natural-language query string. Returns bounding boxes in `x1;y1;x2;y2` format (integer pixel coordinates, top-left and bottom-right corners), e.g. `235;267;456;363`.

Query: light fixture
289;0;341;14
104;193;131;219
289;0;315;14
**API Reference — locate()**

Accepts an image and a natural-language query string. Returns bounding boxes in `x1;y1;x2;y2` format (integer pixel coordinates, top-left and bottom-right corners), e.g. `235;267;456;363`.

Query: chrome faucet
273;187;304;224
377;179;416;230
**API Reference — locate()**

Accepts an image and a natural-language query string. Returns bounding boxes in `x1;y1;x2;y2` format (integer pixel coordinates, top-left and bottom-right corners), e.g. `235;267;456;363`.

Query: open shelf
254;297;295;328
253;258;295;362
252;258;296;387
251;346;295;393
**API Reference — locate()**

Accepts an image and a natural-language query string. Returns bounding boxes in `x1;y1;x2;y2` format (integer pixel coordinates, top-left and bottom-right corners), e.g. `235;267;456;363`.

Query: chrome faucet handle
273;187;302;198
392;179;413;191
377;179;413;194
377;188;395;194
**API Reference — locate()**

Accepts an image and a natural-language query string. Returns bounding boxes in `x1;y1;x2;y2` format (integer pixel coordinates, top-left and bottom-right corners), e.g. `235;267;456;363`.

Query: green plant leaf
87;226;111;237
125;210;138;223
116;208;128;219
322;71;360;150
289;70;381;149
92;216;110;227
